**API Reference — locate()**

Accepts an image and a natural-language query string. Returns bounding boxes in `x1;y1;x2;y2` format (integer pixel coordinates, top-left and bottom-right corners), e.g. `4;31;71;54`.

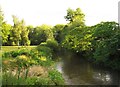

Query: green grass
0;46;36;58
2;46;36;52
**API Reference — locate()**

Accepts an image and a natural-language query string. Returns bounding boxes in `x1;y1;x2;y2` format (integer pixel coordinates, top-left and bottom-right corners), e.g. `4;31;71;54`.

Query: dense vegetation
1;6;120;85
2;42;64;85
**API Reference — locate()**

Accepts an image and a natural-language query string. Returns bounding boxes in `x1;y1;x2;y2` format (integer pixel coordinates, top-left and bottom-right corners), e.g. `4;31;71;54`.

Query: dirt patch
28;65;48;77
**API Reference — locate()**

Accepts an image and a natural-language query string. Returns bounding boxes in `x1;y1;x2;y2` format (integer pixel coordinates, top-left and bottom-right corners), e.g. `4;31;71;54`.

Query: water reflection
56;53;120;85
93;71;112;84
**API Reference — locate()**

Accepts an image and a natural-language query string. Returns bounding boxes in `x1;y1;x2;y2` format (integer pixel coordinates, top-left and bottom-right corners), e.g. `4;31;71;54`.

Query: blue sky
0;0;119;26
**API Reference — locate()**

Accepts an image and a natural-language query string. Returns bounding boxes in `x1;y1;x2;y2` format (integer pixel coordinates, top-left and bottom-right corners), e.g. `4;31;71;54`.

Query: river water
55;51;120;85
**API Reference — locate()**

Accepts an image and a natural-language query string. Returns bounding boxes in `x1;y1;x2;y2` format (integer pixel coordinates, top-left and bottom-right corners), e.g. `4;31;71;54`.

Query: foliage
2;48;30;58
48;69;65;85
2;69;64;85
34;77;54;85
90;22;120;70
28;24;54;45
36;45;52;58
16;55;30;67
20;20;30;46
10;15;22;45
1;22;11;45
9;16;30;46
64;8;85;25
2;47;54;67
61;21;120;70
2;71;39;85
52;24;65;43
0;7;4;37
46;39;59;52
62;26;93;53
1;6;120;72
2;46;65;85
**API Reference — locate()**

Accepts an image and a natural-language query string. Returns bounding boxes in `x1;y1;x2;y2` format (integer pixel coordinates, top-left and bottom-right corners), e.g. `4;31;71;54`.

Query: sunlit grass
2;46;36;52
0;46;36;59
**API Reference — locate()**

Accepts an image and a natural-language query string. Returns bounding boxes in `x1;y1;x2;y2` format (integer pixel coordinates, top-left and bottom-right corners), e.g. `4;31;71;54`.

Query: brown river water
55;52;120;85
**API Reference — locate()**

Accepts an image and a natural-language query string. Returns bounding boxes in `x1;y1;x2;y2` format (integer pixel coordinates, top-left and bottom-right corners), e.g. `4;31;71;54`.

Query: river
55;51;120;85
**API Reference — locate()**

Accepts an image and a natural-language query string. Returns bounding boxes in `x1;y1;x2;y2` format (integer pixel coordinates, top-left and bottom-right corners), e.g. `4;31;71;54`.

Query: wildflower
18;55;28;61
40;56;47;61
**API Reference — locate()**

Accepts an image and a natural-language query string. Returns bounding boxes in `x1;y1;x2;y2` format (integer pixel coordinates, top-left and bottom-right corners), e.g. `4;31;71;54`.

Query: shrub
48;69;65;85
38;56;54;67
2;52;11;58
16;55;30;68
2;48;30;58
34;77;54;85
46;39;59;52
36;45;52;58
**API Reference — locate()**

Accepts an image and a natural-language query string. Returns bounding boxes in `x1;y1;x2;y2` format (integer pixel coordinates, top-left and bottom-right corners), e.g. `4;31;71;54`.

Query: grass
2;46;36;52
0;46;36;57
0;46;37;69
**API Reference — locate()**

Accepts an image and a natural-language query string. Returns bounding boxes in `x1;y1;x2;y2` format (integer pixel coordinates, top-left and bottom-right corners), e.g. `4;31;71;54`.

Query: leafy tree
28;24;53;45
0;7;3;48
10;15;22;45
52;24;65;43
61;8;87;52
64;8;85;26
61;7;85;41
20;20;30;46
0;7;11;46
92;22;120;69
62;26;93;53
27;25;34;45
10;16;30;46
1;22;11;45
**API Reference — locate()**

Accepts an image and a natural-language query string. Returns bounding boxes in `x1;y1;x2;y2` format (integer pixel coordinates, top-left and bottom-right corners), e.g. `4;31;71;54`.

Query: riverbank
2;46;65;85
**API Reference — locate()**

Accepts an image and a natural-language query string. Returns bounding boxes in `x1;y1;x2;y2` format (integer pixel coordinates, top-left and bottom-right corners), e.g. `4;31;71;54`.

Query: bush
38;56;54;67
16;55;30;67
48;69;65;85
2;52;11;58
36;45;52;58
46;39;59;52
2;48;30;58
34;77;54;85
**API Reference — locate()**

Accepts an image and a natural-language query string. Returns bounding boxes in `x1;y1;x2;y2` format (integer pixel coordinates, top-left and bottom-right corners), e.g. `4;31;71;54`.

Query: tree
10;15;22;45
27;25;34;45
62;26;93;53
20;20;30;46
1;22;11;45
52;24;65;43
64;8;85;26
10;16;30;46
28;24;53;45
61;8;87;52
0;7;12;46
92;22;120;69
0;7;4;47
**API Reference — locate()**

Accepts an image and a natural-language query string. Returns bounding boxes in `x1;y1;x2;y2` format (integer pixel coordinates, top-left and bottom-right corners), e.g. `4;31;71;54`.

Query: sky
0;0;119;26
